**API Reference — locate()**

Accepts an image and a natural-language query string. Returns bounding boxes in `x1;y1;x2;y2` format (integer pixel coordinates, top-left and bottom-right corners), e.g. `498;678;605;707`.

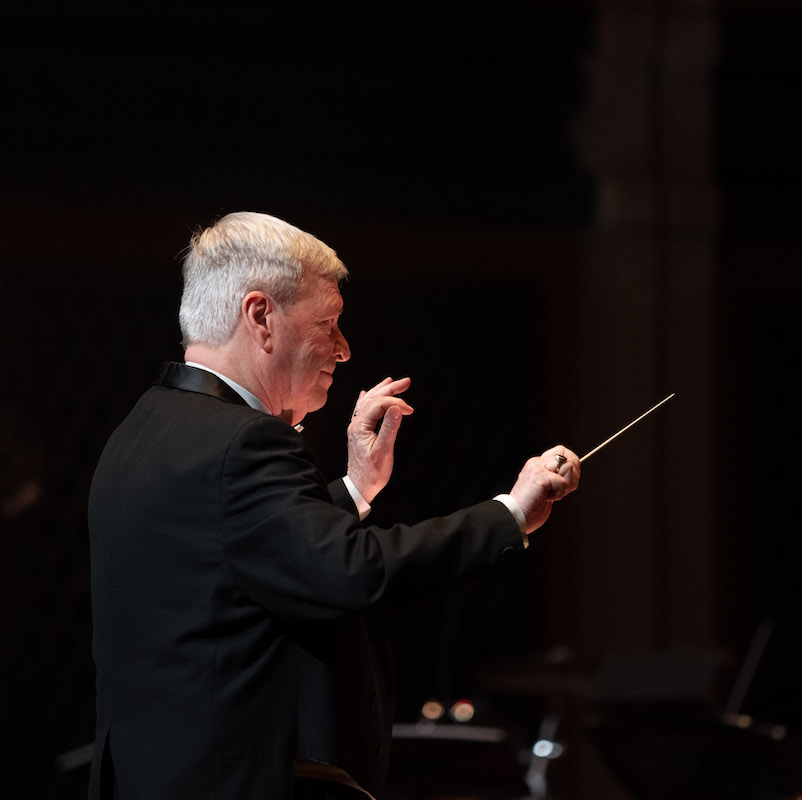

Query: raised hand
346;377;414;504
509;445;581;533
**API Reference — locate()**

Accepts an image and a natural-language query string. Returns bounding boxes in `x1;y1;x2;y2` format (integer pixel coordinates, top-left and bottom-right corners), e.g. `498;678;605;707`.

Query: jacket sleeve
327;477;359;515
220;414;525;622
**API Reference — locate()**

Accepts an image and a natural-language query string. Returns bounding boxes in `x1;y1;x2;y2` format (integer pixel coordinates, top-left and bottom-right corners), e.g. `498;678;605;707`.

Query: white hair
179;211;349;347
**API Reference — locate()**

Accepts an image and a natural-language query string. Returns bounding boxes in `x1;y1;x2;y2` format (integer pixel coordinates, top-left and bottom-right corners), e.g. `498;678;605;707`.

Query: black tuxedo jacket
88;363;525;799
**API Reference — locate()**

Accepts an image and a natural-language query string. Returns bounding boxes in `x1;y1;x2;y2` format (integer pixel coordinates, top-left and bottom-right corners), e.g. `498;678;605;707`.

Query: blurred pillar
558;0;719;654
543;1;720;796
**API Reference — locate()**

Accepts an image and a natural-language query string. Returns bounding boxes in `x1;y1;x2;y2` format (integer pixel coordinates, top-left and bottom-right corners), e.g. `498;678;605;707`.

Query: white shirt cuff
493;494;529;549
343;475;371;521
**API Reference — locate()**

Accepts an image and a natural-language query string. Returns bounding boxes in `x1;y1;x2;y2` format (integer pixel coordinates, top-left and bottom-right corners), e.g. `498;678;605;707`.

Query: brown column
543;2;720;797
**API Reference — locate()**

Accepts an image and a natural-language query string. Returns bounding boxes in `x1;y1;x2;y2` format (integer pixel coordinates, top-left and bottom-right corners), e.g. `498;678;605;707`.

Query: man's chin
306;386;331;415
311;391;330;412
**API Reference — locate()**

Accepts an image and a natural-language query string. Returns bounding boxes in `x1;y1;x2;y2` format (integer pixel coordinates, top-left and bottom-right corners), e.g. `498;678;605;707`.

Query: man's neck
184;361;269;415
183;343;297;424
184;343;263;402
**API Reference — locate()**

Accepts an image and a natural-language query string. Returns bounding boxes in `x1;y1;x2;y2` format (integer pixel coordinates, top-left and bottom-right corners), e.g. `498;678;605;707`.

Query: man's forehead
301;275;344;311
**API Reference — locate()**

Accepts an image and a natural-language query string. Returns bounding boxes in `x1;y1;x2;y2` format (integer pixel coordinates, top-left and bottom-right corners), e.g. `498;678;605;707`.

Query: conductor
87;211;580;800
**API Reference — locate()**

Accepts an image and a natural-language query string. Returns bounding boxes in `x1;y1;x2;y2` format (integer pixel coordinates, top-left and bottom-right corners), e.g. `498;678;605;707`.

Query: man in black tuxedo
88;211;580;800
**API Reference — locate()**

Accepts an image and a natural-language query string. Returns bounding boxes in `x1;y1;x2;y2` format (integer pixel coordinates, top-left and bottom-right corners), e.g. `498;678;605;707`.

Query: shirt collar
184;362;269;414
184;361;304;432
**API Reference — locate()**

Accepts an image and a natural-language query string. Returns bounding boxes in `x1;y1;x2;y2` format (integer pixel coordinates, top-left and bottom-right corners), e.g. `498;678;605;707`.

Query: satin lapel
155;362;249;407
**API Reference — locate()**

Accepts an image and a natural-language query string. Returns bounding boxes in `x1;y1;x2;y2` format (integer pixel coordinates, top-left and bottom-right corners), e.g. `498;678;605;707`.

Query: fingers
352;377;413;423
543;471;573;501
524;458;572;500
354;395;414;428
541;445;580;487
360;377;410;402
364;377;411;400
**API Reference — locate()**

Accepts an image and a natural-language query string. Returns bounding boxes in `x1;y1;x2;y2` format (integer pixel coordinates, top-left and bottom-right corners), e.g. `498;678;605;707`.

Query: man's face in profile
270;276;351;422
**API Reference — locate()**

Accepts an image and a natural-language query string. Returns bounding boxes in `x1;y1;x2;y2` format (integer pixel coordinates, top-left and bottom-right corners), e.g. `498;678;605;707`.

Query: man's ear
241;291;275;351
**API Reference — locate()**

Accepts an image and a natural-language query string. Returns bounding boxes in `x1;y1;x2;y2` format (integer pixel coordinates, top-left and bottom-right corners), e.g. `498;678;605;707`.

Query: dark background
1;3;800;799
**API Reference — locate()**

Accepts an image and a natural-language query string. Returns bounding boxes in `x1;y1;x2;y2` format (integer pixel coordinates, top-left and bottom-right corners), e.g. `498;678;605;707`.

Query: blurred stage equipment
522;712;564;800
586;619;802;799
389;696;533;799
54;742;94;772
468;646;590;799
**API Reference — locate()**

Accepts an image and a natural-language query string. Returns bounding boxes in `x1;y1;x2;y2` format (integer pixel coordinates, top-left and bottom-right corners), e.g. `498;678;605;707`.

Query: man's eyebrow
317;303;343;319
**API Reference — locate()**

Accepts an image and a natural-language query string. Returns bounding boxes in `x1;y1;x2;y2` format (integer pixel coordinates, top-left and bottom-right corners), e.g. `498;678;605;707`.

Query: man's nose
334;325;351;363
